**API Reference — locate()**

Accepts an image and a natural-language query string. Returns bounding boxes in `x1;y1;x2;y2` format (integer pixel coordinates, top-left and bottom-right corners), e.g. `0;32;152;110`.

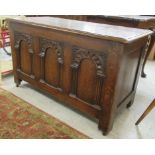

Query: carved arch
14;32;34;79
70;46;106;105
39;38;64;90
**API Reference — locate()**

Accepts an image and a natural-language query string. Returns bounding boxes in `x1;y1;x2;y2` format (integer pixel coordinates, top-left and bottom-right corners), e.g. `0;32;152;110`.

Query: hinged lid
7;17;153;43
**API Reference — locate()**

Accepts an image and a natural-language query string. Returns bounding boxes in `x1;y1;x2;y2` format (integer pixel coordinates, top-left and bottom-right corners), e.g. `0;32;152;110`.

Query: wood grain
8;17;151;135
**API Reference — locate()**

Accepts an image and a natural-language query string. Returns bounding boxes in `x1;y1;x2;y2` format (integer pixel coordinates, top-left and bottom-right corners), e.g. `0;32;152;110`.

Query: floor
0;48;155;139
0;47;12;84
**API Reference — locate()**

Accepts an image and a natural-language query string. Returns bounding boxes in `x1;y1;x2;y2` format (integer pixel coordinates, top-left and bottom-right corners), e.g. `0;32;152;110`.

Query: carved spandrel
39;38;64;90
14;32;35;79
40;38;63;63
70;46;106;106
14;33;33;53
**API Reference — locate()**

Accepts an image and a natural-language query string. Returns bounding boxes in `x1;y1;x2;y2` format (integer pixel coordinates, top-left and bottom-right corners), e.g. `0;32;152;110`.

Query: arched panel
39;38;64;90
20;41;31;75
70;46;106;106
44;47;59;87
77;59;96;104
14;32;34;79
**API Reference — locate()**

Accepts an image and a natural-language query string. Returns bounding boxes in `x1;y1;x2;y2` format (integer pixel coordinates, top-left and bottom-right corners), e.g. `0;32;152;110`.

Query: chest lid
7;16;153;43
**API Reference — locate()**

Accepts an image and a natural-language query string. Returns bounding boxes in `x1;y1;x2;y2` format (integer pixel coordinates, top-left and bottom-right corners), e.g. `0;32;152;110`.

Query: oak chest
8;17;152;135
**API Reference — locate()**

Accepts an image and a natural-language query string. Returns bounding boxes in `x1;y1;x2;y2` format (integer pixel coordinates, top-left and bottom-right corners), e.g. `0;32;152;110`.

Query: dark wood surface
8;17;152;135
51;15;155;78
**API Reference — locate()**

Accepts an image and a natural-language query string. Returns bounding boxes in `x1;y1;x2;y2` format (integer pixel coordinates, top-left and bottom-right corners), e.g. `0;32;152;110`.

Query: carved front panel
20;41;31;74
39;38;63;90
70;46;106;106
14;32;34;79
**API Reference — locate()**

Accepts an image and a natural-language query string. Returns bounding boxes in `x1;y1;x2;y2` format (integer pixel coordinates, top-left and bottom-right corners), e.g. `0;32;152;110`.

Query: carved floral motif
14;32;33;54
